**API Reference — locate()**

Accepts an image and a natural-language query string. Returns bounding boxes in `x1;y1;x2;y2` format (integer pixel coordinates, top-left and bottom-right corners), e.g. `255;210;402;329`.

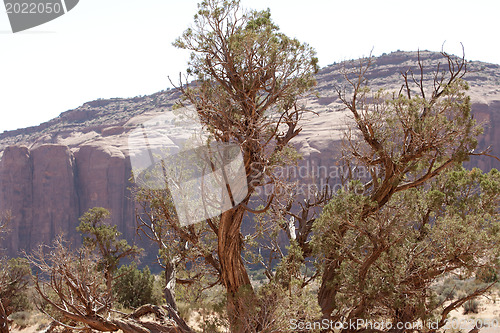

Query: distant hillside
1;50;499;257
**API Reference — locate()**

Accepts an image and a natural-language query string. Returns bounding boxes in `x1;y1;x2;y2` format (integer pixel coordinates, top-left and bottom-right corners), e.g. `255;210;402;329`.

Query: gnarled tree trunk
218;204;256;332
42;304;191;333
0;300;9;333
164;258;178;312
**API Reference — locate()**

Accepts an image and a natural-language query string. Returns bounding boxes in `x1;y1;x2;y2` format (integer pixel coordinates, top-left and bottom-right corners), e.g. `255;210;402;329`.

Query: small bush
36;322;49;331
476;267;498;283
463;299;480;314
1;257;31;312
9;311;30;328
113;263;161;308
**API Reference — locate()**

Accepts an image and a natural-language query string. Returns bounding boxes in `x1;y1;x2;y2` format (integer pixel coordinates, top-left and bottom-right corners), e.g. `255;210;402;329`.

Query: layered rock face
31;145;79;250
470;101;500;171
0;144;135;256
74;145;134;234
0;146;33;255
1;51;499;256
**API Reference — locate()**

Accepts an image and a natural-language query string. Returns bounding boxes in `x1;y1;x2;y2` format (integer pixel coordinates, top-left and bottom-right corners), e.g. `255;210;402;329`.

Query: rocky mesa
1;51;500;257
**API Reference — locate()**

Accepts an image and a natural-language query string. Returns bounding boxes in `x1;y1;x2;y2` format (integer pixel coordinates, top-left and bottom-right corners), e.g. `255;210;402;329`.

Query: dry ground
9;295;500;333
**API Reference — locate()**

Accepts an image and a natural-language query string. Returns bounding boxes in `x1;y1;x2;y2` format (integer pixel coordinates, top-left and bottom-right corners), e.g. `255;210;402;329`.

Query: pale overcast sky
1;0;499;133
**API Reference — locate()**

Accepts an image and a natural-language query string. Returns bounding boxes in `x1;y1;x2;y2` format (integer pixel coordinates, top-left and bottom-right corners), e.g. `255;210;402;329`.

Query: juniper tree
164;0;318;330
0;212;30;333
312;51;500;332
28;236;190;333
113;263;159;309
76;207;142;305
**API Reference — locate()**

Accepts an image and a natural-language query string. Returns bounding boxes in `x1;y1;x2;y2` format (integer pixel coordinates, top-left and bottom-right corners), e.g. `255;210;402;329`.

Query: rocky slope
1;51;499;256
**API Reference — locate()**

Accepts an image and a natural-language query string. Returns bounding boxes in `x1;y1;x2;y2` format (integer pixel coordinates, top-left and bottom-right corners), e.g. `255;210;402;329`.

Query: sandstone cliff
0;144;135;256
1;51;499;256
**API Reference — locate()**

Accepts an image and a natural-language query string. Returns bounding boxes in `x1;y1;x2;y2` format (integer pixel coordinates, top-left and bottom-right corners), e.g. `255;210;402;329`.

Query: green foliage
6;258;31;312
9;311;30;329
268;144;303;169
463;299;480;314
113;263;162;309
173;0;317;145
0;257;31;313
76;207;142;284
274;240;305;287
476;266;499;283
313;166;500;324
231;282;321;332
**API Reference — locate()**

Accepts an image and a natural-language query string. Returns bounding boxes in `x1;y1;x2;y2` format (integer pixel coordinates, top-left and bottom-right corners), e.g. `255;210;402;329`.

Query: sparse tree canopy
0;211;31;333
312;52;500;332
0;257;30;333
28;209;192;333
113;263;160;309
77;207;142;305
135;186;219;316
167;0;319;330
28;236;189;333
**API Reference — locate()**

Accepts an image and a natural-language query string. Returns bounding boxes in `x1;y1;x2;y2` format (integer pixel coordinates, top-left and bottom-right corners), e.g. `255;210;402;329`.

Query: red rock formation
0;144;136;256
74;145;135;243
0;146;33;255
0;51;499;257
31;144;80;250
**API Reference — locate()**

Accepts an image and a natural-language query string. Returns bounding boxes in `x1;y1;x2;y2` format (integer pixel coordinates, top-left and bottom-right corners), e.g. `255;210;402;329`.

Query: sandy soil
11;326;40;333
9;295;500;333
443;294;500;333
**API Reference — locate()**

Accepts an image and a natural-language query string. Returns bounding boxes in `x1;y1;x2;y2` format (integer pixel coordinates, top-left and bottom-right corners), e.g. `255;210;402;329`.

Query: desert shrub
434;276;494;311
9;311;30;328
174;267;227;318
463;299;480;314
476;266;499;283
251;269;266;281
1;257;31;314
113;263;161;308
8;260;32;312
221;281;321;332
178;283;227;328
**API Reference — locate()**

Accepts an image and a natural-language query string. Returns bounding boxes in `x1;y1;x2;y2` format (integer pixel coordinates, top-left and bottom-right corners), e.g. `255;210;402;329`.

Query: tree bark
0;300;9;333
127;304;192;333
105;270;113;306
49;304;190;333
218;204;255;332
164;259;178;312
317;258;341;322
